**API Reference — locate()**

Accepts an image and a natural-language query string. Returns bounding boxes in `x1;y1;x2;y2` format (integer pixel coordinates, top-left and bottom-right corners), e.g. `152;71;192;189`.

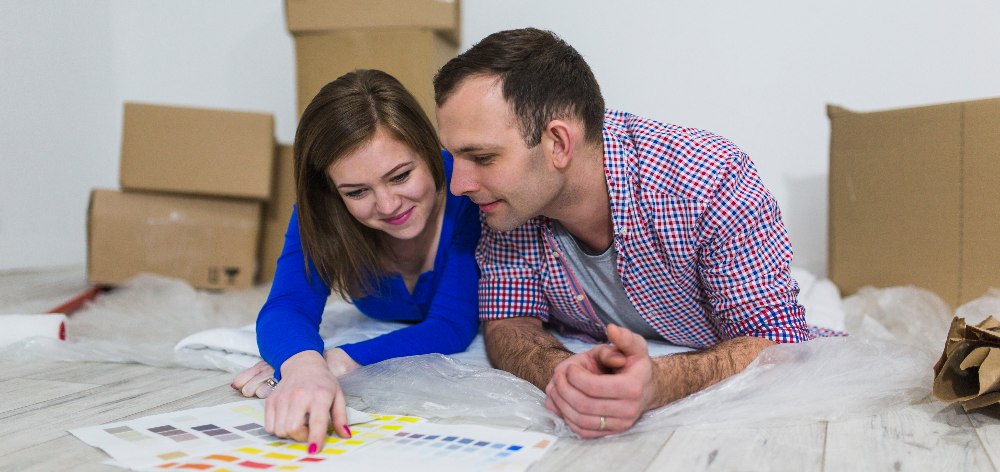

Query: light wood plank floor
2;268;999;471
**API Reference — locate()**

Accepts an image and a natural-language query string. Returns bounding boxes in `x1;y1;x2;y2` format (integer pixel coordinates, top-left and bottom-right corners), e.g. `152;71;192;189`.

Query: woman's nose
374;188;401;215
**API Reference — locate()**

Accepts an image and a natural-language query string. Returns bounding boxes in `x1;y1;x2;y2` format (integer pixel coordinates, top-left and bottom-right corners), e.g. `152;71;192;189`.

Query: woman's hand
231;360;278;399
263;350;354;454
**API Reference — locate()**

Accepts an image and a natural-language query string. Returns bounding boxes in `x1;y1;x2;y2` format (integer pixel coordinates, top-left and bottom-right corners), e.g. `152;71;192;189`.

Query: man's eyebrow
453;145;496;154
335;162;412;189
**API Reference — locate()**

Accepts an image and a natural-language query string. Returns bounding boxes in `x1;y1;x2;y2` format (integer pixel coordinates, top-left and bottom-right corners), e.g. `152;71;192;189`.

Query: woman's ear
542;119;576;170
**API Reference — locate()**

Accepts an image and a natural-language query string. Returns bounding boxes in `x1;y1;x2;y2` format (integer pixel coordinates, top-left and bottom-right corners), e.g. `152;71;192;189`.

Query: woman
231;70;480;454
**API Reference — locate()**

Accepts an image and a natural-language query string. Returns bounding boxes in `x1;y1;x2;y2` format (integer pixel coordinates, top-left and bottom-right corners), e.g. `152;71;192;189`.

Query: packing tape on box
0;314;67;347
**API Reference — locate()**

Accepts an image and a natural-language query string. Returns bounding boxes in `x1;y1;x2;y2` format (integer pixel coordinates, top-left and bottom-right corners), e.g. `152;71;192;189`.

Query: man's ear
542;119;576;170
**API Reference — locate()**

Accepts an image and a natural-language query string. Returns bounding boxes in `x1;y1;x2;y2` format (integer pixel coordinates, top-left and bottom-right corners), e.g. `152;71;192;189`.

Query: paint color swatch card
70;399;558;471
69;400;371;470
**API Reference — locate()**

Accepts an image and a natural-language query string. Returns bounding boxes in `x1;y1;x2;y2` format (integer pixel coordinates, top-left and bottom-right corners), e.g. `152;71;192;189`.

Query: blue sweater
257;152;481;376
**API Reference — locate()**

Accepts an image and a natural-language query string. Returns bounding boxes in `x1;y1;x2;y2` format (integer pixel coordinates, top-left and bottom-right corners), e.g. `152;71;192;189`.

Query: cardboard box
292;28;456;120
828;98;1000;307
259;144;296;283
120;102;276;200
285;0;460;44
88;189;262;289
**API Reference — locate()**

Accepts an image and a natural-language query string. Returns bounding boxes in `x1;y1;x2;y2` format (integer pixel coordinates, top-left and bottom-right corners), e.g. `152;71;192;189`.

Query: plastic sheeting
336;279;941;435
0;274;267;369
338;337;933;436
0;273;975;438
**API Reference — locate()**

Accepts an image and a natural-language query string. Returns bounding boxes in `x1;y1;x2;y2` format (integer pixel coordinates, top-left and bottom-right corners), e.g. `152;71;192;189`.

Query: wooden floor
3;268;1000;471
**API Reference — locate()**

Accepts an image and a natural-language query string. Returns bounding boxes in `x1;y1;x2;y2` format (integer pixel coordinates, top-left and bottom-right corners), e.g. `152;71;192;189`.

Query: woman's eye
344;189;366;199
390;170;412;183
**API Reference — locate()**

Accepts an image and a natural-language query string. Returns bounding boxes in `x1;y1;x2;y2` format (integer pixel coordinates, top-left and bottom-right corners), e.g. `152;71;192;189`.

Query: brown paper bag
933;316;1000;411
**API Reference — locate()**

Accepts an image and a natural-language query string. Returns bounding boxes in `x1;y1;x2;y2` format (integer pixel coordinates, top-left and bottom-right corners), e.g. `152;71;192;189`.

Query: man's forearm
648;336;775;409
483;318;573;390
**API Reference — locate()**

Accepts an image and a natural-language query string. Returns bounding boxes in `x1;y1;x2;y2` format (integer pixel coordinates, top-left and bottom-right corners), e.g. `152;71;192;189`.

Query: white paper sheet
70;399;557;472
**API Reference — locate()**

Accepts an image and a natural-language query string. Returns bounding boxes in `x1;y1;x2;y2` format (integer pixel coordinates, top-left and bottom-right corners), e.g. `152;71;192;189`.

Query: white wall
2;0;999;277
0;0;296;271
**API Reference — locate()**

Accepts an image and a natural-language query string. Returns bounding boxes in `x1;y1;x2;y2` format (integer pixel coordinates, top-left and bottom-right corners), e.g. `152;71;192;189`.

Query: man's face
437;75;560;231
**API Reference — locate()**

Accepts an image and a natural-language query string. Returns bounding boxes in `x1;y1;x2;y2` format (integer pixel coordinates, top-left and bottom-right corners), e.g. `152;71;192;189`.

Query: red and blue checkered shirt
475;109;812;347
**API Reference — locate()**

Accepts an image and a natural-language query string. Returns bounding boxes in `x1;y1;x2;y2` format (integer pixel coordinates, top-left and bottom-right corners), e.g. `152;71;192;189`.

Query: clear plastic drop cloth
0;274;267;369
0;273;965;438
305;286;947;437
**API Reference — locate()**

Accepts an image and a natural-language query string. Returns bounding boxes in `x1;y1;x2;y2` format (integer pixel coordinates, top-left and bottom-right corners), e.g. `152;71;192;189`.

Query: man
434;28;811;438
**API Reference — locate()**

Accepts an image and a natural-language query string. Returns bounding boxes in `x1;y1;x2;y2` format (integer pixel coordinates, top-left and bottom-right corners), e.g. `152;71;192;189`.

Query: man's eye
472;154;494;164
390;170;412;183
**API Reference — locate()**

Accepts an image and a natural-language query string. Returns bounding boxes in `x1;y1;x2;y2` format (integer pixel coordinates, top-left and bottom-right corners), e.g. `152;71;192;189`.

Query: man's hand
263;350;355;454
544;324;655;438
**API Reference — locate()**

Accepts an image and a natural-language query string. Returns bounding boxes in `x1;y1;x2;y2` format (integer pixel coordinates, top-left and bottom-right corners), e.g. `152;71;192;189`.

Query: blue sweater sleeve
256;206;330;379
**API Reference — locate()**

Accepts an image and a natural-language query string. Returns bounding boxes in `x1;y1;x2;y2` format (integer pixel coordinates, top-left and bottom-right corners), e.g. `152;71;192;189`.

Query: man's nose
449;159;478;197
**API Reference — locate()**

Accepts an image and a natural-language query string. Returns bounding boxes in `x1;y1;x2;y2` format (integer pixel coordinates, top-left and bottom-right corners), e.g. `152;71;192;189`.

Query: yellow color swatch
234;447;263;455
263;452;297;460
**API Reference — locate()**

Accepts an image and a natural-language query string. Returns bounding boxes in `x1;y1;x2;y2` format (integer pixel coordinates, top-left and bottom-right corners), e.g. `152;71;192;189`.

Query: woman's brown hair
294;69;444;299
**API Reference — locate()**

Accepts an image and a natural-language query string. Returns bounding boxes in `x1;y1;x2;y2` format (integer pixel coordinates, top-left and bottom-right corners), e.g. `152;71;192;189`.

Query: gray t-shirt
551;221;662;340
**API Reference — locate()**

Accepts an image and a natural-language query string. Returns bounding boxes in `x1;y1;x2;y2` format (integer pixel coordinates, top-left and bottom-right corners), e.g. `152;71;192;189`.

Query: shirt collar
601;109;638;240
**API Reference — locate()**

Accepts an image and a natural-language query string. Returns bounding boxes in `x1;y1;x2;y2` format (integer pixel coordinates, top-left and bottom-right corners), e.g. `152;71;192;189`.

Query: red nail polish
344;425;352;437
308;443;317;454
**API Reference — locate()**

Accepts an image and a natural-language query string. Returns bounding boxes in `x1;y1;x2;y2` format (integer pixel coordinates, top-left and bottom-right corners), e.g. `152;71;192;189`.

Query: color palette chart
69;400;375;470
69;400;557;471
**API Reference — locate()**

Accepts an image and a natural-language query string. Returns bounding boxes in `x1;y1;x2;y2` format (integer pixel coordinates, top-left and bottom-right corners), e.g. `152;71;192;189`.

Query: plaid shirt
475;109;811;347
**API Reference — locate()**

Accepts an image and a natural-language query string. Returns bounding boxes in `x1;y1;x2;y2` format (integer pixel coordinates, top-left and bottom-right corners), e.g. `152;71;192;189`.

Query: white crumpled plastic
339;354;570;435
0;273;964;438
333;335;934;437
0;274;267;370
332;285;950;437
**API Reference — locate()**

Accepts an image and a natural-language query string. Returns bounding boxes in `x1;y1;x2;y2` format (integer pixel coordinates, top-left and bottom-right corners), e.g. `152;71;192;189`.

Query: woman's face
326;127;439;241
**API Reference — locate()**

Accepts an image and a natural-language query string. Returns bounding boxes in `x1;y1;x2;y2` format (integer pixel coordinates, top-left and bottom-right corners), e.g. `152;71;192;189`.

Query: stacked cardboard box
259;144;296;283
827;97;1000;307
285;0;460;119
88;1;461;290
88;103;276;290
